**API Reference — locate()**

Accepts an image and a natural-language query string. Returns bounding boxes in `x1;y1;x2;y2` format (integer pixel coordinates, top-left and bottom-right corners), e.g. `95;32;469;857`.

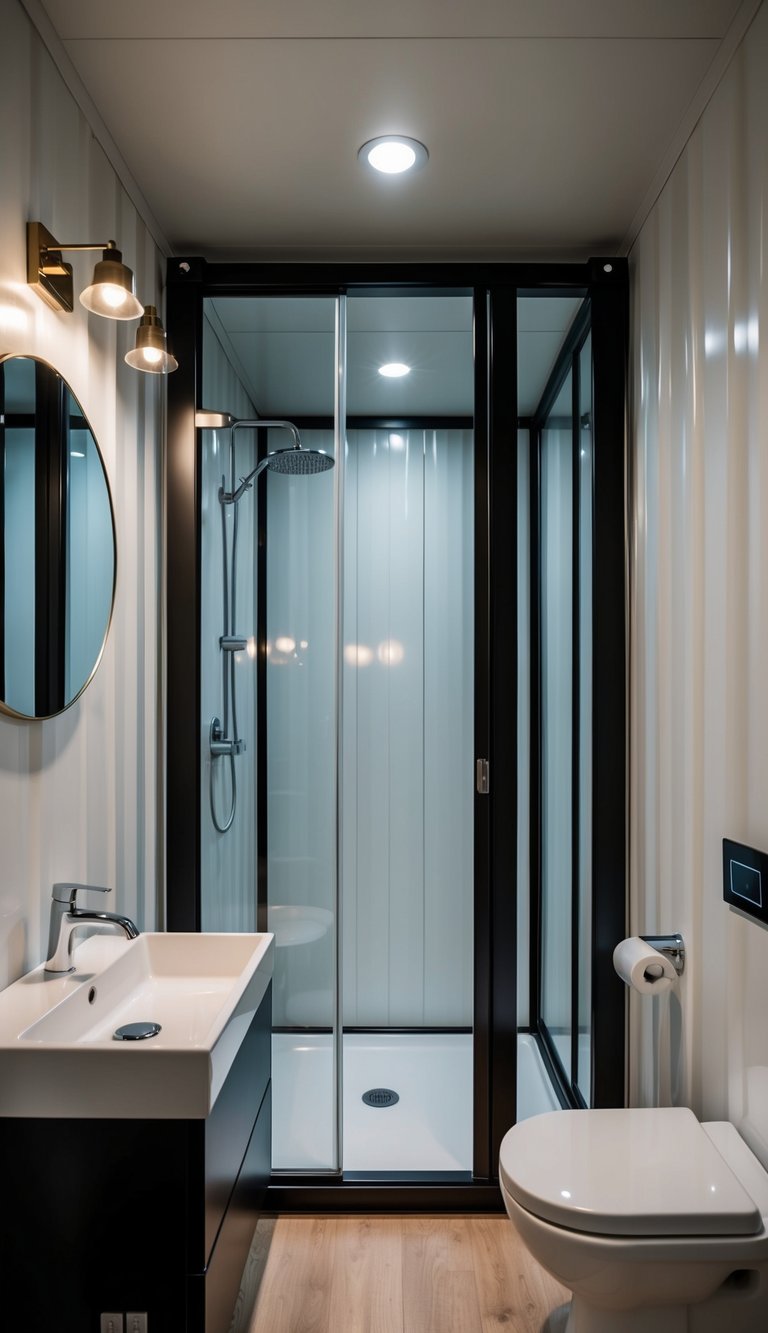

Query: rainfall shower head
215;418;335;503
266;446;335;476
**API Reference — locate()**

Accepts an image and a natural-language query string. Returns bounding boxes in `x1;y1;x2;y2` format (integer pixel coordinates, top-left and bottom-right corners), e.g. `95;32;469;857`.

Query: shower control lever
210;715;246;757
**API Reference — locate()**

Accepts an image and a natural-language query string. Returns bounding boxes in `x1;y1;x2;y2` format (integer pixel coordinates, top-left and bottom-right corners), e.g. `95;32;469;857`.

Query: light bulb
368;142;416;174
359;137;429;175
101;284;129;309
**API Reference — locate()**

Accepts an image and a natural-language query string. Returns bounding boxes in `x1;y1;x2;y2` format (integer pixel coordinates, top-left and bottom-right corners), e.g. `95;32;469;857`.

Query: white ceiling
29;0;749;415
206;293;584;417
36;0;748;261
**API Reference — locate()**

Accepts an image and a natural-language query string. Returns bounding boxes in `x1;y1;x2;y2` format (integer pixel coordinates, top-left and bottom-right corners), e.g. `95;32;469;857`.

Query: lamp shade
80;247;143;320
124;306;178;374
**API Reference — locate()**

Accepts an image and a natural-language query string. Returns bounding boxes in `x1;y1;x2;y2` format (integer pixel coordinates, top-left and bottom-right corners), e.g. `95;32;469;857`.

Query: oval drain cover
113;1021;162;1041
362;1087;399;1108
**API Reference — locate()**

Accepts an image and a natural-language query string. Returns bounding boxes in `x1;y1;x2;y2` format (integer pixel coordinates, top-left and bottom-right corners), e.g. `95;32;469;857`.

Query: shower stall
165;262;627;1204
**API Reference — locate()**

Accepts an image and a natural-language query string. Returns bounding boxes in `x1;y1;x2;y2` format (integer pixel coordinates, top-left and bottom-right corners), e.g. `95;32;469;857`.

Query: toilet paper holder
640;934;686;976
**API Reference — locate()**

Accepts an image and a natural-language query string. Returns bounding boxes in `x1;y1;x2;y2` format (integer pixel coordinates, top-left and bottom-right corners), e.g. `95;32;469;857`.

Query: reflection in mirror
0;356;115;719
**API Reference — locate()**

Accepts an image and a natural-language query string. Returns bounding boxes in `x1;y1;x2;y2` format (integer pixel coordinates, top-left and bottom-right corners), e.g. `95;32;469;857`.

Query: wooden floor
232;1215;568;1333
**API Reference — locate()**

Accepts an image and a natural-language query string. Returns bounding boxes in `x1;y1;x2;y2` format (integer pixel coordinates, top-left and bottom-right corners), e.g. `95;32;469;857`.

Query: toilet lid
499;1107;763;1237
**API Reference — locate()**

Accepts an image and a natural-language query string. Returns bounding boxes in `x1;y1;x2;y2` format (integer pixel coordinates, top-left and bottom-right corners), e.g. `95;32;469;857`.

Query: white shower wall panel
267;430;337;1027
200;318;258;933
423;430;475;1025
343;429;473;1028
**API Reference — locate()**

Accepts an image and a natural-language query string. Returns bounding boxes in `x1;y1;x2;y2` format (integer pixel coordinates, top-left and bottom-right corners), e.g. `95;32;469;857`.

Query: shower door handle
476;758;490;795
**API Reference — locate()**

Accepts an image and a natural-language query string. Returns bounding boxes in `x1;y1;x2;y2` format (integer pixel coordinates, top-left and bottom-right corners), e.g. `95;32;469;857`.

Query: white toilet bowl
499;1107;768;1333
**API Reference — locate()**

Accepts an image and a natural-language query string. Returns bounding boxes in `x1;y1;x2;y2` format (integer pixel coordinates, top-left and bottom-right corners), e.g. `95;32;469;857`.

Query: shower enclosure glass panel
268;422;337;1170
200;296;340;1171
540;368;574;1081
577;333;593;1102
534;298;596;1108
200;313;262;931
342;295;474;1171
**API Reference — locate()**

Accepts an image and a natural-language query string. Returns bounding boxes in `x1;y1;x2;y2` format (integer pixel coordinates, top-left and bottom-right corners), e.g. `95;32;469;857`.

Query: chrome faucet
44;883;140;974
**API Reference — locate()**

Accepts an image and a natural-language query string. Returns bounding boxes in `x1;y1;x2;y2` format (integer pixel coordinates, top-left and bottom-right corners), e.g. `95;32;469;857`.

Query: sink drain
362;1087;399;1108
113;1021;162;1041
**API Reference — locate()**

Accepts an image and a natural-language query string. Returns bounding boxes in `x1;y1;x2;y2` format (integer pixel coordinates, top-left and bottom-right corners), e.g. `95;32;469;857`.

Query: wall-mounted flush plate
100;1317;124;1333
723;838;768;927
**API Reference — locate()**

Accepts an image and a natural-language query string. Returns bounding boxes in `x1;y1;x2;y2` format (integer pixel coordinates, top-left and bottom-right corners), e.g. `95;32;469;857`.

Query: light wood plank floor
232;1216;568;1333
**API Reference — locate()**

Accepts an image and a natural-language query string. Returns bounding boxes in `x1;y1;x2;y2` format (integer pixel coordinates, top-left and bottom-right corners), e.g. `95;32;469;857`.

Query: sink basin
0;932;273;1119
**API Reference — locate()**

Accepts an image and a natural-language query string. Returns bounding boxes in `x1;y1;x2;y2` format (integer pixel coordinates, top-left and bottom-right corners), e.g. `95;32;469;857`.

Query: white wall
0;0;164;985
630;0;768;1126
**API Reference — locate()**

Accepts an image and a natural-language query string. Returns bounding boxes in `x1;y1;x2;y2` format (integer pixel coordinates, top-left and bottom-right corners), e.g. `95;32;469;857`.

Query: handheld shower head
267;446;335;476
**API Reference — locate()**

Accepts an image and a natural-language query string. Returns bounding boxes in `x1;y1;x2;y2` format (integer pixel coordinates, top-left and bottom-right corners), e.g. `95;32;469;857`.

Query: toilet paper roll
613;937;677;995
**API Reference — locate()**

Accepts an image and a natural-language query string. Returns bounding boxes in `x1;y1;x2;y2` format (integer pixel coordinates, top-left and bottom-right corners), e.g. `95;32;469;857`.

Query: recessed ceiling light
379;363;410;378
359;137;429;175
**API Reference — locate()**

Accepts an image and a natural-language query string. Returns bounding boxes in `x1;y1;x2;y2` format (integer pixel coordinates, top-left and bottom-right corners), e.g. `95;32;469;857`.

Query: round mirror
0;355;116;720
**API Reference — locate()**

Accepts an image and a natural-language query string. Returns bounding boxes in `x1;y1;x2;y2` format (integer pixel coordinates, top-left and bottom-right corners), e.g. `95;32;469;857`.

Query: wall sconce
27;221;142;317
26;221;177;374
125;306;178;374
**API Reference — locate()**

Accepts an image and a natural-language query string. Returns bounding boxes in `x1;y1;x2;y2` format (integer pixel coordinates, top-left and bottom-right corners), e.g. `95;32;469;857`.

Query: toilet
499;1106;768;1332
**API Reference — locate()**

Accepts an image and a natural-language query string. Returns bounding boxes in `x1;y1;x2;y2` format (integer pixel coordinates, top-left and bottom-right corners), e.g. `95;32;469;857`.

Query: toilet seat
499;1107;763;1238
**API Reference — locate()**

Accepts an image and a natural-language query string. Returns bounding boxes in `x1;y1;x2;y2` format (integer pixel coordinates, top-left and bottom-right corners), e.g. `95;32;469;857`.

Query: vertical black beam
472;288;491;1180
166;258;205;931
528;424;541;1034
488;287;518;1172
34;362;66;716
588;258;628;1108
570;345;581;1099
256;427;269;933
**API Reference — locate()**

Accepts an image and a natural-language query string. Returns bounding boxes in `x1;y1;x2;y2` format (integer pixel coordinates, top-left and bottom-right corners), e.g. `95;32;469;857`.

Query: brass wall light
27;220;177;374
125;306;178;374
27;221;143;318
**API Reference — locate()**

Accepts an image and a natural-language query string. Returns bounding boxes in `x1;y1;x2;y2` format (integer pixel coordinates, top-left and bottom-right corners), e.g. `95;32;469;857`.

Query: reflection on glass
541;368;573;1082
577;333;593;1103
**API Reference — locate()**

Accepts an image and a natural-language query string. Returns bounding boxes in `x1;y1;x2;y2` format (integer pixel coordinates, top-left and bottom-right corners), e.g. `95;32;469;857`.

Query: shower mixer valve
210;715;246;757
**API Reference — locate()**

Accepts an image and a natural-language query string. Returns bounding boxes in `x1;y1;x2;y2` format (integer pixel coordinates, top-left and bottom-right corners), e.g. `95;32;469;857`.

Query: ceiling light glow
379;363;410;378
359;136;429;175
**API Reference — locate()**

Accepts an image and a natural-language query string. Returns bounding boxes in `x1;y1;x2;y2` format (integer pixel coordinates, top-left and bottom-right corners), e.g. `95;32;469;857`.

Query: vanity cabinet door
186;983;271;1272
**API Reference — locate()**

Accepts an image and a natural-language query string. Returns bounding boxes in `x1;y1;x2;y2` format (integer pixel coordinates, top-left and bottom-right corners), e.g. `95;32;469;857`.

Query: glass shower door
537;301;595;1108
199;294;341;1172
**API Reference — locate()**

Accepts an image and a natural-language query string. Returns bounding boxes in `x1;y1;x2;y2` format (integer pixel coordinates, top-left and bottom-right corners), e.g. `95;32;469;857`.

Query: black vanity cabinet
0;983;272;1333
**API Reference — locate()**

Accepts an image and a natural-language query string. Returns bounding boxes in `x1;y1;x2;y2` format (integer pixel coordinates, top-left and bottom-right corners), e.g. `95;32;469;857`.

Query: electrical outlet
126;1315;148;1333
100;1318;124;1333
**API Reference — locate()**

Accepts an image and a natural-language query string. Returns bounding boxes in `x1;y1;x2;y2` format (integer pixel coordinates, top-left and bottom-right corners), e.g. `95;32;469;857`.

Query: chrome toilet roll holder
640;933;686;976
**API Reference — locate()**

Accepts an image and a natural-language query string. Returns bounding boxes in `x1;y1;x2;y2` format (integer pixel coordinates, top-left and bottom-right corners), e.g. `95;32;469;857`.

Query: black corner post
487;287;519;1170
588;257;629;1108
472;288;492;1179
165;258;205;931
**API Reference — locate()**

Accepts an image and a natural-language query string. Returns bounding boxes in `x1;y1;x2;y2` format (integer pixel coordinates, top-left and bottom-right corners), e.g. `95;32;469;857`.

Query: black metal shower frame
165;258;627;1212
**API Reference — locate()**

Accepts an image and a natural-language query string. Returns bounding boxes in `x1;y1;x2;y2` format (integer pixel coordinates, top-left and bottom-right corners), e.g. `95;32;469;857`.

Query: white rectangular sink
0;932;273;1119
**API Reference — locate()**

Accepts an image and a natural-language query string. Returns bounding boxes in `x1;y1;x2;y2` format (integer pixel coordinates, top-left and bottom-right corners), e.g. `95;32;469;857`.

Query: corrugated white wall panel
630;0;768;1121
0;2;163;986
343;429;474;1027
